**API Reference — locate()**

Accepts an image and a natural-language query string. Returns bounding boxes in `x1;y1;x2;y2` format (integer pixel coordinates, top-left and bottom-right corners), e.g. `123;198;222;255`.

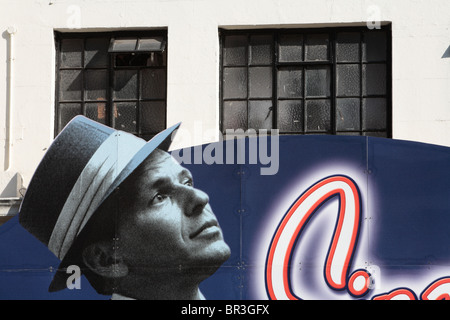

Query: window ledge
0;198;21;218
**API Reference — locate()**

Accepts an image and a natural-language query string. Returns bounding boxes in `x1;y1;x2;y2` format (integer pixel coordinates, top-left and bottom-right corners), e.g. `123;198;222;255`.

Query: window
55;31;167;140
220;26;391;137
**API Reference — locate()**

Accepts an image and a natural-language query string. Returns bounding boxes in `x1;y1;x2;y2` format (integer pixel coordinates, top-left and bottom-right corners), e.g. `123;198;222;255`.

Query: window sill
0;198;21;225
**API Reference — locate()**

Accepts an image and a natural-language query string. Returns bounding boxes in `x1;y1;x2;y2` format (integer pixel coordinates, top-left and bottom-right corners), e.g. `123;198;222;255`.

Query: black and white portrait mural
18;116;230;300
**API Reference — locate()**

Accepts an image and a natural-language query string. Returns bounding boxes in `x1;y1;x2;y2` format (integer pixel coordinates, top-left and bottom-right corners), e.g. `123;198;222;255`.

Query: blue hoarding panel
1;117;450;300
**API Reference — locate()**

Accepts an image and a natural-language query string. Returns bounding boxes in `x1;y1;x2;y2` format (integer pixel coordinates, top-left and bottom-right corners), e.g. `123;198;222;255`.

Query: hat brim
48;122;180;292
98;121;180;207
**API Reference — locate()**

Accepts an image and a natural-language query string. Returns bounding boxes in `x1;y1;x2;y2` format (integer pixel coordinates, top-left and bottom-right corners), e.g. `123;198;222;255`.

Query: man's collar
110;290;205;300
110;293;135;300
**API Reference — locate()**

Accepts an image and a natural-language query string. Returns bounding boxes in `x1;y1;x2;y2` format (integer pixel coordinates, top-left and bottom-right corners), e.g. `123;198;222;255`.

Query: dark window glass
250;34;273;65
249;100;273;130
223;67;247;99
140;101;166;133
60;39;83;68
59;103;81;128
59;70;82;101
305;34;329;61
113;69;138;100
278;68;303;99
336;98;361;131
223;101;248;131
85;102;107;125
305;66;330;97
223;35;247;66
363;64;387;96
249;67;272;98
221;27;391;137
278;34;303;62
306;99;331;133
85;69;108;101
114;102;138;133
278;100;303;133
85;38;110;68
336;32;360;63
362;98;387;131
141;69;166;100
337;64;360;96
55;31;167;140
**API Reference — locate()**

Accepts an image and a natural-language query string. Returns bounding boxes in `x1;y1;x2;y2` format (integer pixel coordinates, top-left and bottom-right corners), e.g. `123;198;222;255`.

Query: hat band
48;131;146;260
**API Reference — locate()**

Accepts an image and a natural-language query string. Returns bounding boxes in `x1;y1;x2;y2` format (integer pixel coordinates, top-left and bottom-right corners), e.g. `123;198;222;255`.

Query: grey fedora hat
18;115;180;291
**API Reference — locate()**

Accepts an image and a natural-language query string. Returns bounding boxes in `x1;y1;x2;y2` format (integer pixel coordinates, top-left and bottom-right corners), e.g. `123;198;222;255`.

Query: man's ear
82;241;129;278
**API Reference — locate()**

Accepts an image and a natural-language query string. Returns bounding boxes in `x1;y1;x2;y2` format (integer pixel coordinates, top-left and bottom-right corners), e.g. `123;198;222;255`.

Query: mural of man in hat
18;116;231;300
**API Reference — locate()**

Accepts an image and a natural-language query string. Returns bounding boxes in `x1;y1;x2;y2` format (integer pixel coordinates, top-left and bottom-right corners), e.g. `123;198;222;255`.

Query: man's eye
151;193;167;205
183;178;193;187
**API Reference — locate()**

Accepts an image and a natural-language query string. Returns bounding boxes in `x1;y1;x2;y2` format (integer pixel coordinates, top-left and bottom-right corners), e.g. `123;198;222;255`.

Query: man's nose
183;187;209;217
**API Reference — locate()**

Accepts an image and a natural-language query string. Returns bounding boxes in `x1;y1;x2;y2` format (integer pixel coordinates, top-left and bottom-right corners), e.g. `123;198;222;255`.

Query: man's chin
186;241;231;276
214;241;231;264
203;239;231;263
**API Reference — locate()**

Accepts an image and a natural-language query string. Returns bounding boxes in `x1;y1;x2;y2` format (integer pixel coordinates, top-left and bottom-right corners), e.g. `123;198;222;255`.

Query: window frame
219;25;392;138
54;30;168;140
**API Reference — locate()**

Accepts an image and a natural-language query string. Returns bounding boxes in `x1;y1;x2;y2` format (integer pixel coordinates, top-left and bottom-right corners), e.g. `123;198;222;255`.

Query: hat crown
18;115;180;293
19;116;117;246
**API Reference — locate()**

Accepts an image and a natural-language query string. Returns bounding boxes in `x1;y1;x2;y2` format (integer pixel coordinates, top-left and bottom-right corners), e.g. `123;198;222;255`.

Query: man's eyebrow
147;177;171;191
144;169;193;191
179;169;193;179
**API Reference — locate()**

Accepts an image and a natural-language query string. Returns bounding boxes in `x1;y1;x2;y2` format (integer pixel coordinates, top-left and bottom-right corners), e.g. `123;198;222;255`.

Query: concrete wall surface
0;0;449;202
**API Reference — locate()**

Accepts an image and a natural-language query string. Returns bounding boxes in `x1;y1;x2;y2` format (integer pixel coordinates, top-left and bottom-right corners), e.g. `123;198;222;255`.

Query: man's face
116;150;231;275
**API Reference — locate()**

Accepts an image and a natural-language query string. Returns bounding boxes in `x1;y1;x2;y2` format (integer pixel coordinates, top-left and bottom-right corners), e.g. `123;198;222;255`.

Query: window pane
115;53;153;67
223;101;248;131
114;102;137;133
336;98;361;131
85;69;108;101
140;101;166;133
278;100;303;133
59;103;81;129
278;68;303;98
305;34;329;61
60;39;83;68
306;99;331;133
363;64;386;96
85;38;110;68
305;67;330;97
141;68;166;100
137;37;165;52
223;35;248;66
336;32;360;62
250;34;273;65
223;67;247;99
59;70;82;101
113;70;138;100
249;67;272;98
146;52;166;67
249;100;273;130
111;38;137;52
362;98;386;130
337;64;361;97
278;34;303;62
363;31;387;62
85;102;107;124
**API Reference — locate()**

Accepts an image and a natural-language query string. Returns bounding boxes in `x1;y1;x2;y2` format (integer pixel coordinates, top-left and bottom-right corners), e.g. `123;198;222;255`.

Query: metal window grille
55;31;168;140
220;26;392;138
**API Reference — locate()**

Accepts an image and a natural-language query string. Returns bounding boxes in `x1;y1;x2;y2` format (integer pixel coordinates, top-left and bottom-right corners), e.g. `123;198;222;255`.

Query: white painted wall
0;0;449;197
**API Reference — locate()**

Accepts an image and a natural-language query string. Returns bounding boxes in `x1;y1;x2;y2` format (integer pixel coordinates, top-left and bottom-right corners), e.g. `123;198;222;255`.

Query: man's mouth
190;220;220;239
